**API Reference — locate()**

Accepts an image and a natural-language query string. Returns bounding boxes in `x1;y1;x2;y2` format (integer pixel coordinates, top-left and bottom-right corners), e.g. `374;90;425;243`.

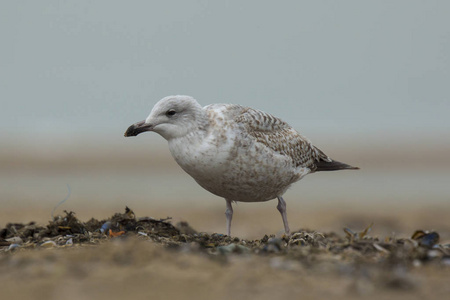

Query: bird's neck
195;109;210;134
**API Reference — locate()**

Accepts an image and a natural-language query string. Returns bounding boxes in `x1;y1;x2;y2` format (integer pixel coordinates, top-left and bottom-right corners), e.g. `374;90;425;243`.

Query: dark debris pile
1;207;449;269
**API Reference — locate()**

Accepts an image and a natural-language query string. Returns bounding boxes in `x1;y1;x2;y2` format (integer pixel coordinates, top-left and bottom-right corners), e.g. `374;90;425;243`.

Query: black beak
124;120;153;137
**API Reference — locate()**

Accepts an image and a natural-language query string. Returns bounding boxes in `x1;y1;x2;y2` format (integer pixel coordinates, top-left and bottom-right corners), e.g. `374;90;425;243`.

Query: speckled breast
169;123;307;203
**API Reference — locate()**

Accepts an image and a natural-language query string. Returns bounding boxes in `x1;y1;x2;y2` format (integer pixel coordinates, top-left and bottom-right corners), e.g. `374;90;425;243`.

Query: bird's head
124;95;206;140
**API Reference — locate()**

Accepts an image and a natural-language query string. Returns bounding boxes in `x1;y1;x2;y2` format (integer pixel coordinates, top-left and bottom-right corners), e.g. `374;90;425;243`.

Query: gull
125;95;358;236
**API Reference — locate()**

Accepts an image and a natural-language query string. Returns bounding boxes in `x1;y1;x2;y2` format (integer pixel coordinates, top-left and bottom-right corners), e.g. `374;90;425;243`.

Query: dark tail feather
315;159;359;172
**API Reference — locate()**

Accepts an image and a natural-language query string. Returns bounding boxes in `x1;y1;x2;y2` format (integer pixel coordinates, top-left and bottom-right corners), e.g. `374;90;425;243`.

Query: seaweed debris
1;207;448;270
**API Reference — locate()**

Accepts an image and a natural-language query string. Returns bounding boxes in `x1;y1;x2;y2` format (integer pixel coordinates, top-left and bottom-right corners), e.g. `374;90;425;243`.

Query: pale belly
169;135;310;202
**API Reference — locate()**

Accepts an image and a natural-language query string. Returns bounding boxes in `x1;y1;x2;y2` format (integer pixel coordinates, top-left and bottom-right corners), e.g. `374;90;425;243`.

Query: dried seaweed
1;207;448;273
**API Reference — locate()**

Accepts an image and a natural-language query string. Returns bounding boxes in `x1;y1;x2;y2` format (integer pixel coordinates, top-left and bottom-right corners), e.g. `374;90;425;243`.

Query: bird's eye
166;109;176;116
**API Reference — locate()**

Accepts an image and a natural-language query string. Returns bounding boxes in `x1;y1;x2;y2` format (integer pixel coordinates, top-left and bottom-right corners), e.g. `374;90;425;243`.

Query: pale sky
1;1;449;141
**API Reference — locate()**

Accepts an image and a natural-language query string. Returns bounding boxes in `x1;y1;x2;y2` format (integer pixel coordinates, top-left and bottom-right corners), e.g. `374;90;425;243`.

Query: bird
124;95;358;236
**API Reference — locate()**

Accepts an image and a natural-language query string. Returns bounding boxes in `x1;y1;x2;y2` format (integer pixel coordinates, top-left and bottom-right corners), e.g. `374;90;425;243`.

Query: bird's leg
225;199;233;236
277;196;291;235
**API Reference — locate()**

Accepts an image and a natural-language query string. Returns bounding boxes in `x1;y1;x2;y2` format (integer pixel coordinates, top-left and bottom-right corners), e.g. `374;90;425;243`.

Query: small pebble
100;221;112;234
217;243;250;254
8;243;20;251
6;237;23;244
41;241;57;248
263;237;283;253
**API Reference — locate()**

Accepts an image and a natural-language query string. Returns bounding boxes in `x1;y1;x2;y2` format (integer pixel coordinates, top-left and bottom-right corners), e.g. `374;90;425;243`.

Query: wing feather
235;108;330;169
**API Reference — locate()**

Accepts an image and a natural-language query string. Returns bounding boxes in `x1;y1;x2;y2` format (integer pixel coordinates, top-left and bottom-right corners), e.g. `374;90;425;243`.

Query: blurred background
1;1;449;238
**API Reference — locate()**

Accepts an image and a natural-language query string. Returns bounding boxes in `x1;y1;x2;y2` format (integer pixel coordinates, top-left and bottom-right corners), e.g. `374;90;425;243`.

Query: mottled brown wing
235;107;330;169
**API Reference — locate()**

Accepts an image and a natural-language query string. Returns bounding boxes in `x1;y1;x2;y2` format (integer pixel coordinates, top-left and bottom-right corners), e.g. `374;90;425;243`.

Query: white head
124;95;207;140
